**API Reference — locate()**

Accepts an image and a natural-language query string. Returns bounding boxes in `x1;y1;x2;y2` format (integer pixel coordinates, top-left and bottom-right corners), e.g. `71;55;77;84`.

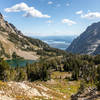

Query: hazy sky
1;0;100;36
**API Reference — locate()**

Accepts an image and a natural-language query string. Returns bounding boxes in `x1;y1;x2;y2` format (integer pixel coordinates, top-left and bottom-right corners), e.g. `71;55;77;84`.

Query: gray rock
67;22;100;55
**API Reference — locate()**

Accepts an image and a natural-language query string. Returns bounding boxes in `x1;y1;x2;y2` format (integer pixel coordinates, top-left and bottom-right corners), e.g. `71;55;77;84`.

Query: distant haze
32;36;76;50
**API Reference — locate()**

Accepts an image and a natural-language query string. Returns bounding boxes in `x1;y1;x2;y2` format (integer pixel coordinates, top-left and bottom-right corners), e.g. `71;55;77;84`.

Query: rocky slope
0;71;81;100
0;81;67;100
71;87;100;100
67;22;100;55
0;13;65;60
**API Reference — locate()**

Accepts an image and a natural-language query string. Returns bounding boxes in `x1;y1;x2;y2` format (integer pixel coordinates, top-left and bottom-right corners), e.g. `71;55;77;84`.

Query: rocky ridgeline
0;13;65;60
67;22;100;55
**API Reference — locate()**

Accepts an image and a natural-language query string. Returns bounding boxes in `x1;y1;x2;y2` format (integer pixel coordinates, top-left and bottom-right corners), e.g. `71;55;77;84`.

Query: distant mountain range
2;11;100;58
33;36;75;50
67;22;100;55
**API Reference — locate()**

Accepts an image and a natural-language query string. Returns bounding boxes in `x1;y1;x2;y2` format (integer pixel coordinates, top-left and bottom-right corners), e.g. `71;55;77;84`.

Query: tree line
0;53;100;90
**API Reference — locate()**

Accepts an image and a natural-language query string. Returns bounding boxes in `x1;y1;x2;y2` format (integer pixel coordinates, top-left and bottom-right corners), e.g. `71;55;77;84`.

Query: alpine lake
6;59;36;67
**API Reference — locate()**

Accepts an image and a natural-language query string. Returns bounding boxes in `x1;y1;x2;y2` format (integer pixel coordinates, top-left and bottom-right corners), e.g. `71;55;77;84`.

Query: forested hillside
0;53;100;99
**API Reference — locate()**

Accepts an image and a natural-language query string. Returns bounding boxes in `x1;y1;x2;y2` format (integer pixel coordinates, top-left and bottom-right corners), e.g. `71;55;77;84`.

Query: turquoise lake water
6;59;36;67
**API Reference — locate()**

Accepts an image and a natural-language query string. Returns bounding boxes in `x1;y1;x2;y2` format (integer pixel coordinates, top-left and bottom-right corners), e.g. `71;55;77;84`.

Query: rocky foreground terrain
0;71;80;100
0;71;100;100
0;81;66;100
0;77;100;100
72;87;100;100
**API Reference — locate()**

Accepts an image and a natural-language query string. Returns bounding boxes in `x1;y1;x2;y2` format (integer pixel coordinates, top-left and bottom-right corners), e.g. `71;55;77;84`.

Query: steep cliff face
0;13;65;60
67;22;100;55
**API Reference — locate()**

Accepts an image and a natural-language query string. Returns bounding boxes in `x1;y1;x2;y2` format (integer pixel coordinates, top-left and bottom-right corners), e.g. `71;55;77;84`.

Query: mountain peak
0;13;20;34
67;21;100;55
0;12;64;60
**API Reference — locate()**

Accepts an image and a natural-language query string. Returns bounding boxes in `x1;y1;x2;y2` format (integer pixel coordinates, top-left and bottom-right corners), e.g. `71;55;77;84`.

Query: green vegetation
8;32;68;58
0;42;10;58
0;51;100;99
24;36;49;48
0;26;6;32
0;53;99;86
0;58;51;82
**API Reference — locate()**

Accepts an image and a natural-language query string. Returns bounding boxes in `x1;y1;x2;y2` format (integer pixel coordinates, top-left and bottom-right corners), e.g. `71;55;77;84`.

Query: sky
1;0;100;36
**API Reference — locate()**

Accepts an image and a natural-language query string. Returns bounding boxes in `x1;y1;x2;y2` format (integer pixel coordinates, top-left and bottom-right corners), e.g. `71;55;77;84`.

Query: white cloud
5;2;50;18
81;12;100;19
48;1;53;5
62;19;76;26
76;10;83;15
76;10;100;19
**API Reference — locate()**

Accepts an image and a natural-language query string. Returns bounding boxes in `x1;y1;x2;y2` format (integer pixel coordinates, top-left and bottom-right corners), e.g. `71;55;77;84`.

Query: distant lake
32;36;76;50
6;59;36;67
43;40;70;50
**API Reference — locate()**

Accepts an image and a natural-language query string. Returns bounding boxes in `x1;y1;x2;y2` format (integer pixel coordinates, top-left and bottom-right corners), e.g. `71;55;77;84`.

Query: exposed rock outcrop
0;13;64;60
67;22;100;55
